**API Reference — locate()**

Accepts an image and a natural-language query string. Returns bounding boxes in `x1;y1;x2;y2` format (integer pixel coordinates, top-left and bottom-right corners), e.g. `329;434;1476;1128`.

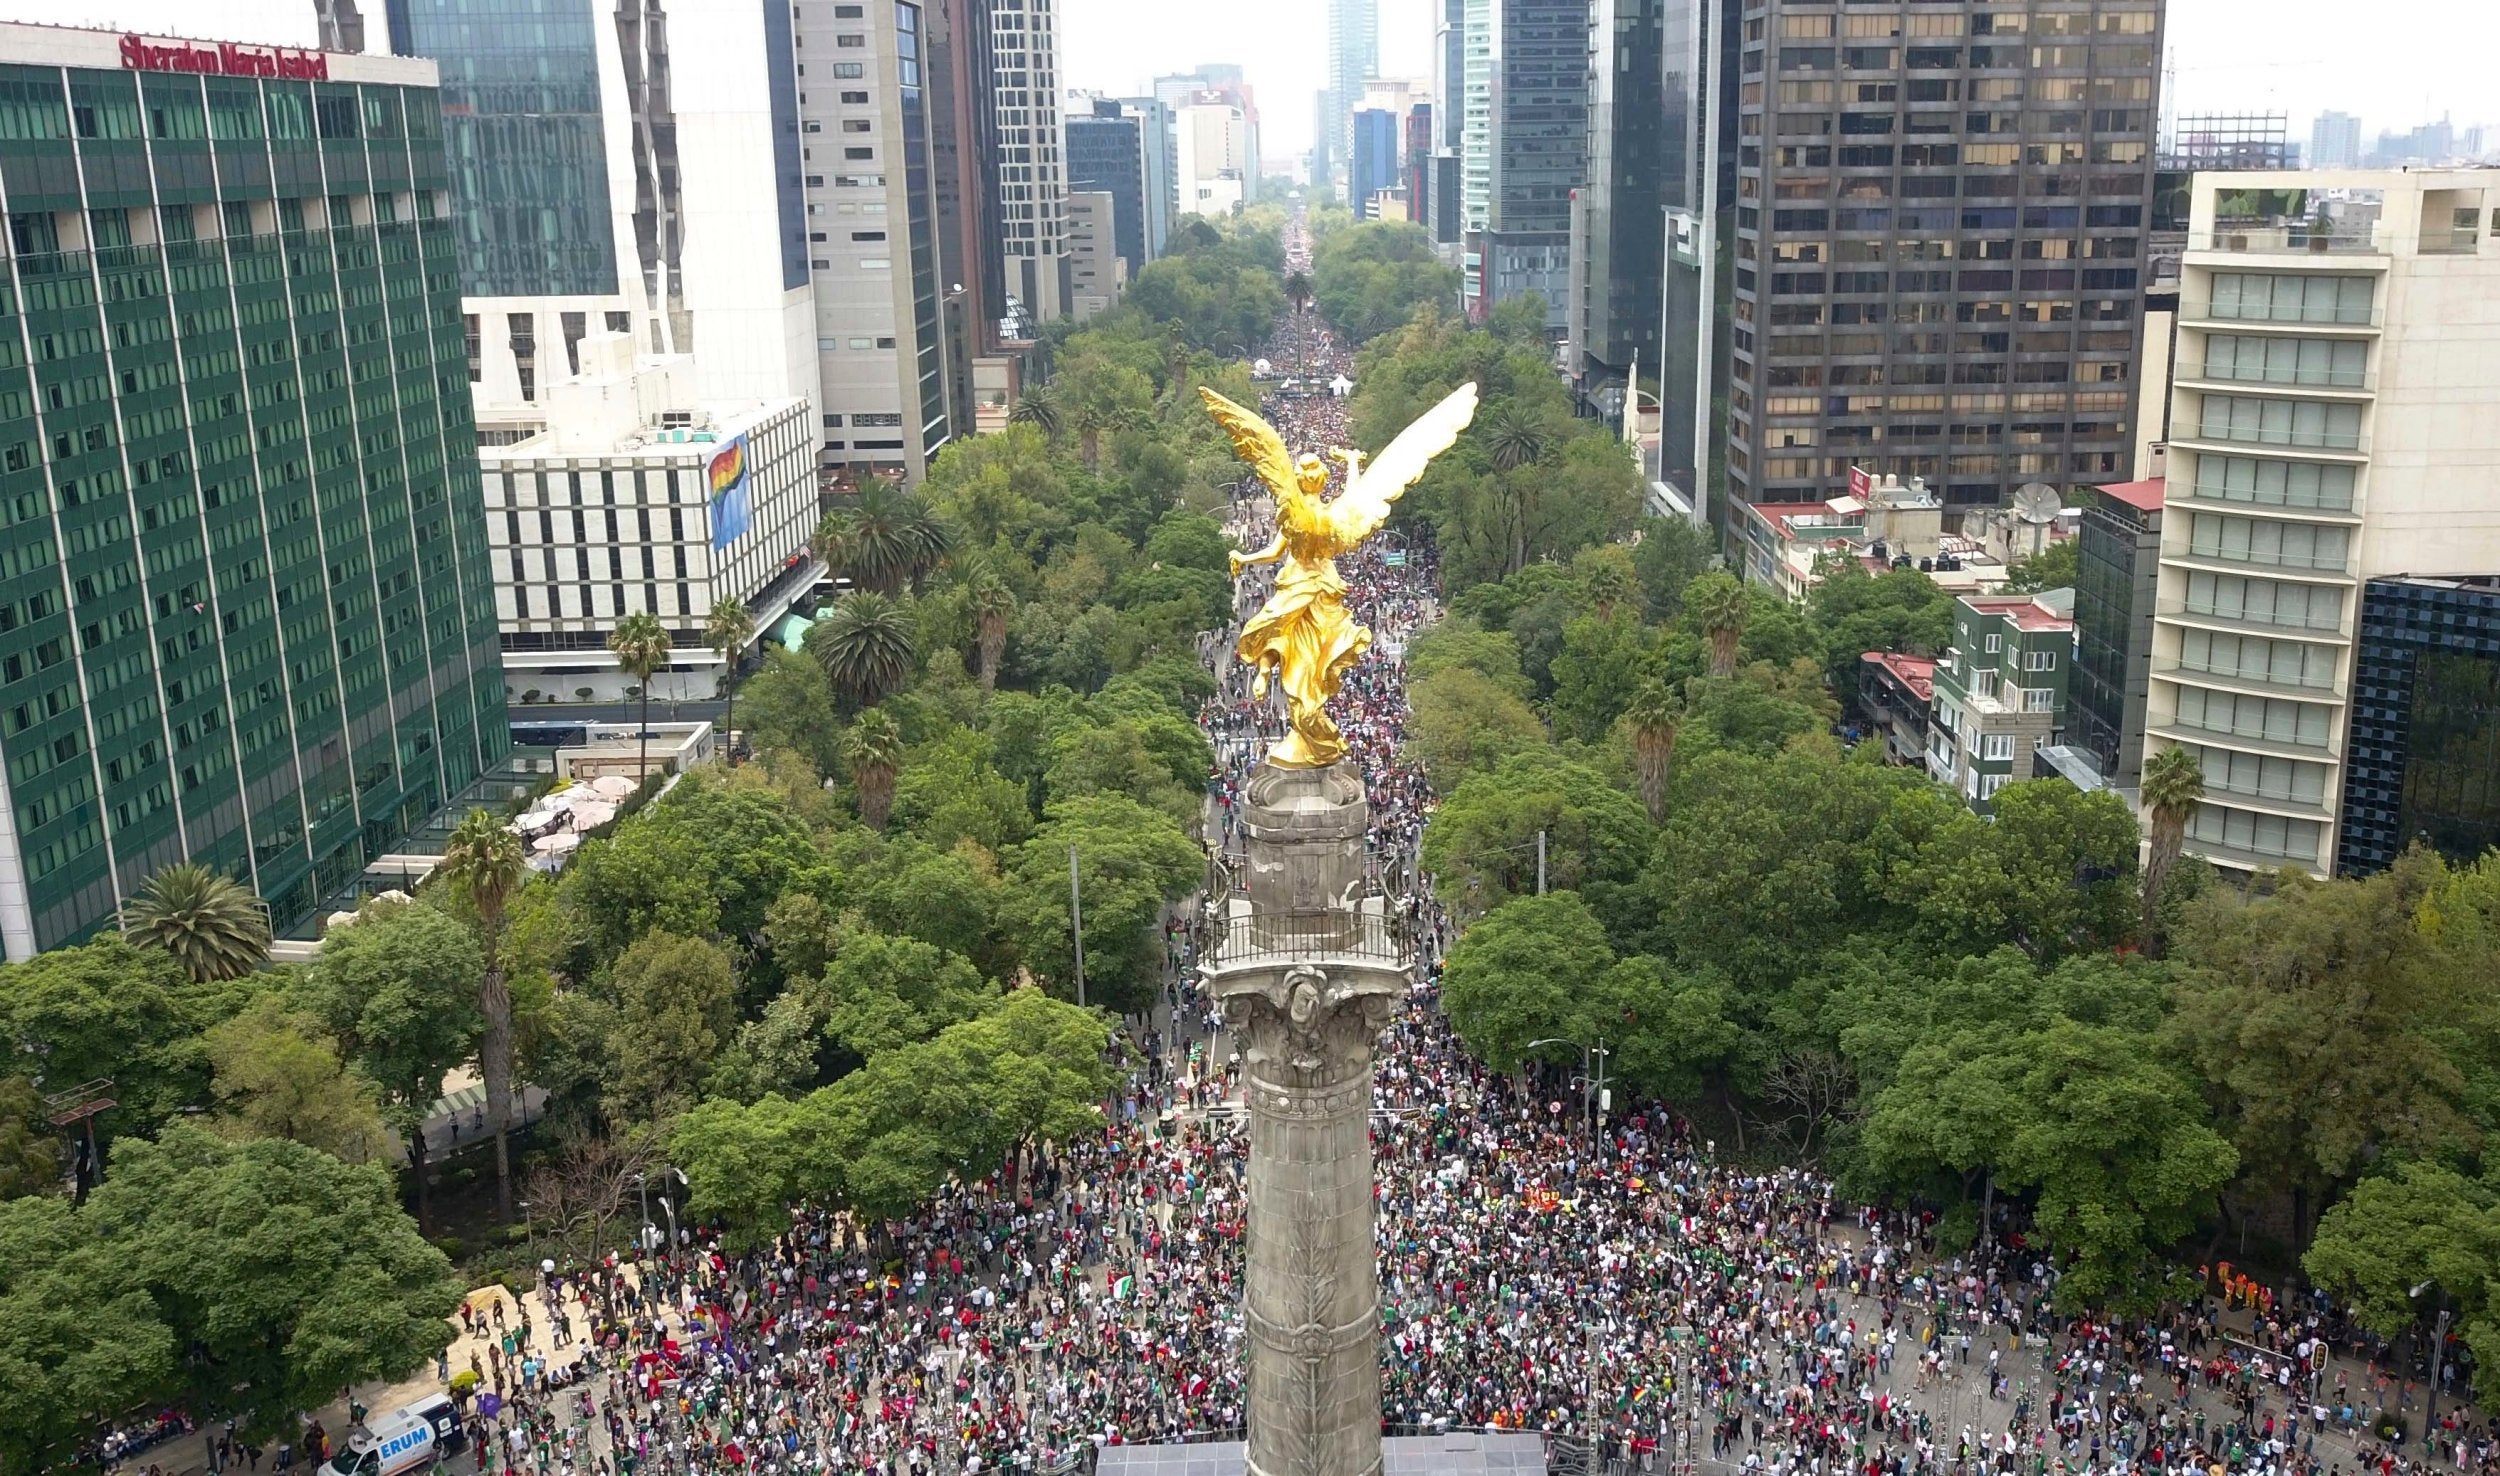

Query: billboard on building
708;436;752;548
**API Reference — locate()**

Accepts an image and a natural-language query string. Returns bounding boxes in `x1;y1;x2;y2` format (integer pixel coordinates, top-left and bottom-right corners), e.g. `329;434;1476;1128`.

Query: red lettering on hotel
117;33;330;82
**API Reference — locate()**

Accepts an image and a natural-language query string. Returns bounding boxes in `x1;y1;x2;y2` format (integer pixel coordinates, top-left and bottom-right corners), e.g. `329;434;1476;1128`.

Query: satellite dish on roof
2010;482;2060;562
2012;482;2061;524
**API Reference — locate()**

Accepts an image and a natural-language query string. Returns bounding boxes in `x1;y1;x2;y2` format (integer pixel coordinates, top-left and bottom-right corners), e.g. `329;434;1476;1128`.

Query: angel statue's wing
1330;382;1479;545
1197;387;1297;500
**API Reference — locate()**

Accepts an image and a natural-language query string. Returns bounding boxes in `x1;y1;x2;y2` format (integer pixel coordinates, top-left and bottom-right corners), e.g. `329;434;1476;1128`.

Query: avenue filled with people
398;304;2481;1476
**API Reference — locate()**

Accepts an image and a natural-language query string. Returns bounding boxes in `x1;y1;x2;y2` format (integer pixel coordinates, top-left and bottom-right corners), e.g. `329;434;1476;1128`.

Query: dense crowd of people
391;287;2487;1476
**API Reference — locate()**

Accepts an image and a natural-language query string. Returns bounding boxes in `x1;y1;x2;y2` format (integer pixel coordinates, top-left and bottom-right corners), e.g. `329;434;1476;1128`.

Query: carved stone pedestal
1205;761;1409;1476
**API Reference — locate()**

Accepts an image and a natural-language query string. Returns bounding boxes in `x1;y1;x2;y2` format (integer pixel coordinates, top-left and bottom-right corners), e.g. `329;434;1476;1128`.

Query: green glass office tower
0;24;507;959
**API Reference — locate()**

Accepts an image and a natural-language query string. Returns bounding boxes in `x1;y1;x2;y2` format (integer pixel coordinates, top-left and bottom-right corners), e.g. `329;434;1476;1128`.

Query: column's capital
1216;960;1402;1089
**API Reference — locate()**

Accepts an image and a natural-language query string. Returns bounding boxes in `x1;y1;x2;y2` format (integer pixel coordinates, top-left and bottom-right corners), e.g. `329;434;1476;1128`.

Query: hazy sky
21;0;2495;161
1058;0;2496;159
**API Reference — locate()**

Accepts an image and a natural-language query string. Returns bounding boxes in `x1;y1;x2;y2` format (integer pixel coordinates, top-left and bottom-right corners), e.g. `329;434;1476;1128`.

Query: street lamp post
1527;1036;1612;1150
2412;1280;2454;1443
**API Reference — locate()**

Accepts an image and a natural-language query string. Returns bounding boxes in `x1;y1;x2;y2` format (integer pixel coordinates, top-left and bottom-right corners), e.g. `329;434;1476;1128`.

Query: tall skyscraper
1325;0;1379;200
987;0;1070;327
794;0;956;480
1463;0;1590;331
1425;0;1467;243
923;0;1015;432
2148;169;2500;877
385;0;821;433
1570;0;1667;386
1723;0;2164;515
1350;108;1402;218
1066;98;1155;275
1655;0;1743;511
0;22;508;956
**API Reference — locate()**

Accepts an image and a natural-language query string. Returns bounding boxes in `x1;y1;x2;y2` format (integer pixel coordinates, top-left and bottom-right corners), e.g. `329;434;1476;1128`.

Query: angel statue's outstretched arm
1328;382;1480;546
1229;533;1286;579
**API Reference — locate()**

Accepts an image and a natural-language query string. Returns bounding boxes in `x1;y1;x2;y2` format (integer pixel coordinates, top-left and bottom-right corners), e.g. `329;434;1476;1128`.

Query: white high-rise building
479;336;821;704
2147;170;2500;875
794;0;956;480
1177;103;1250;217
387;0;821;436
989;0;1070;326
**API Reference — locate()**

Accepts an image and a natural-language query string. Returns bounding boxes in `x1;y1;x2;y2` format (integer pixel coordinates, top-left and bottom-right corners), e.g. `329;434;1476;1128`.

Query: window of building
1984;632;2002;653
1982;733;2015;762
2023;649;2056;671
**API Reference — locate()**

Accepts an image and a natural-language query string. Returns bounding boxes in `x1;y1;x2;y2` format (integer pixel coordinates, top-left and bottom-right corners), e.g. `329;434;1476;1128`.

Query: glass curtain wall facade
2338;577;2500;875
0;43;507;958
1066;102;1148;273
1725;0;2163;513
2065;479;2161;785
386;0;618;298
1576;0;1666;379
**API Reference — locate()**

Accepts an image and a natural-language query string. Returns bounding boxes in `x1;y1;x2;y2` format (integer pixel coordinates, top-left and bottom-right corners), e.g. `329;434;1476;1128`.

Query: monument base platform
1092;1433;1549;1476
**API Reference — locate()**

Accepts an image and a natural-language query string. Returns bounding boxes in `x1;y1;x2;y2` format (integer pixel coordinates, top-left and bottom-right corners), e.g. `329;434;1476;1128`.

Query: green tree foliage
2170;854;2477;1249
1349;309;1639;587
1441;893;1619;1071
202;996;391;1163
291;899;483;1225
1631;518;1716;621
1407;665;1548;792
813;592;921;708
0;1076;57;1200
1310;220;1460;341
1805;562;1955;701
0;937;241;1149
2004;537;2080;594
1422;749;1650;920
56;1126;458;1441
817;929;998;1059
1893;779;2140;961
812;482;953;596
605;931;740;1117
0;1194;175;1471
740;646;846;776
1861;1015;2235;1307
673;991;1116;1244
2305;1160;2500;1400
1007;796;1200;1012
1547;611;1658;743
561;773;822;962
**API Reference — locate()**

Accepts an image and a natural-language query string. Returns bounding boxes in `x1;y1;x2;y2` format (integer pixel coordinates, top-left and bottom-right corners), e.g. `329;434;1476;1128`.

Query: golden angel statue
1199;382;1480;768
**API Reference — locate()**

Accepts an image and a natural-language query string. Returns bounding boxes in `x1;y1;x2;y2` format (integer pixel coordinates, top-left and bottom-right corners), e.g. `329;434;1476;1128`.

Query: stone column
1209;762;1406;1476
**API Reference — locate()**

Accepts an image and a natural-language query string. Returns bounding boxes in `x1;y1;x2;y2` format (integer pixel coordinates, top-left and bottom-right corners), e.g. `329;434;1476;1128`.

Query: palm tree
811;591;919;707
119;862;269;982
1070;396;1138;476
1008;385;1064;441
968;567;1017;691
1284;270;1313;314
1583;561;1639;621
814;483;954;596
2138;745;2206;954
1685;572;1749;678
440;808;524;1222
1624;680;1686;827
609;610;674;782
1481;404;1552;473
846;708;906;832
704;596;756;762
